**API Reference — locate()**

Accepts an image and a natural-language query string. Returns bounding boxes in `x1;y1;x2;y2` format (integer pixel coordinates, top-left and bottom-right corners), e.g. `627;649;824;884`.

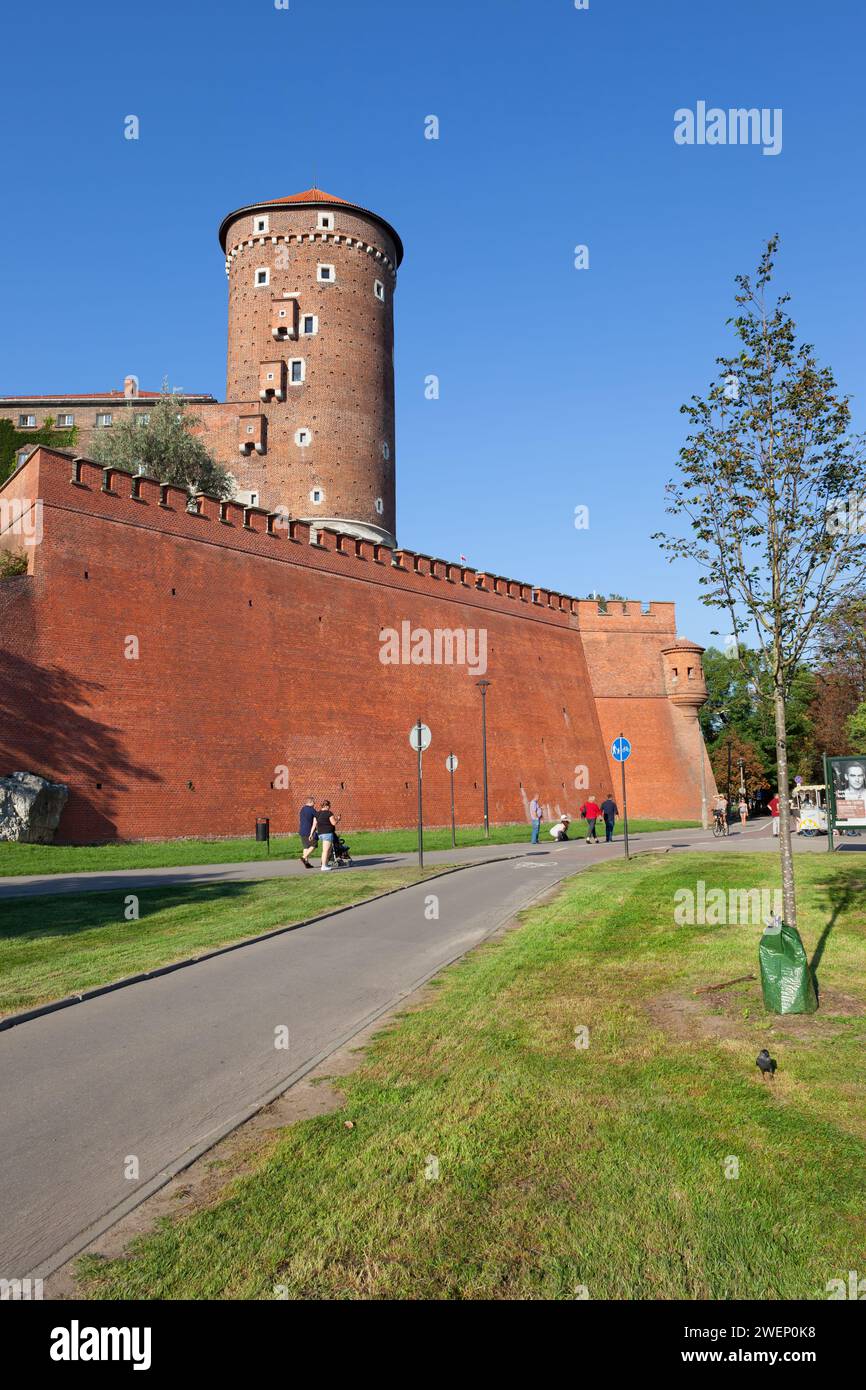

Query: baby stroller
330;832;353;867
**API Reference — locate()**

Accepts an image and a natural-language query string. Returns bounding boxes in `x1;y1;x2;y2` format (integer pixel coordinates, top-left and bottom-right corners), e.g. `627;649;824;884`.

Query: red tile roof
270;187;351;206
218;189;403;265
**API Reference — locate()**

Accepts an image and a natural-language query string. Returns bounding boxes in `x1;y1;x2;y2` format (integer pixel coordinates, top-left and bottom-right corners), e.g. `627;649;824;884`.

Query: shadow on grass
1;880;285;942
811;871;865;1001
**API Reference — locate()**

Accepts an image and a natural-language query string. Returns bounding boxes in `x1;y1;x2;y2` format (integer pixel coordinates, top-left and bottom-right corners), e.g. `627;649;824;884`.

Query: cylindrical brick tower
218;188;402;546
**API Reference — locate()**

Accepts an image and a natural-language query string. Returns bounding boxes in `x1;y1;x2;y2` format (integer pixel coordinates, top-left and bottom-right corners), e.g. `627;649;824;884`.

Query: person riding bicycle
713;794;729;835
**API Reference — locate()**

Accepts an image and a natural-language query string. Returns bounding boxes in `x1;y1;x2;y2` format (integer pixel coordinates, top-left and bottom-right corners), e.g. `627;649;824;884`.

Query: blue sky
2;0;864;647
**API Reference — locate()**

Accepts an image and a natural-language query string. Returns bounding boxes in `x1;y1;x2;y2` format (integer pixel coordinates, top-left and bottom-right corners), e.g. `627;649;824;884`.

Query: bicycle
712;812;729;838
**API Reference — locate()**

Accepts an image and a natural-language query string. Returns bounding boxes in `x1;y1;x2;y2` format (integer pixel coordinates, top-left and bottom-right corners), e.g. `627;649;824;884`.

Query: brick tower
218;188;402;546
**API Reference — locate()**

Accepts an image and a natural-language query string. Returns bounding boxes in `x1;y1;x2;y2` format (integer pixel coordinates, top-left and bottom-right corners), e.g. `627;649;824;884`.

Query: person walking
299;796;317;868
580;795;601;844
768;792;780;837
600;793;618;843
738;796;748;829
315;799;338;870
529;794;543;844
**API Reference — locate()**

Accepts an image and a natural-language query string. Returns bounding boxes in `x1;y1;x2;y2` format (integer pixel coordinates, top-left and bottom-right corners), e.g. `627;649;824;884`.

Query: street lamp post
476;679;491;838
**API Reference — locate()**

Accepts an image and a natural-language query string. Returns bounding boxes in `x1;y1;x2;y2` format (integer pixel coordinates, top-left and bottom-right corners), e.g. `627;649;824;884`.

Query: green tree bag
759;918;818;1014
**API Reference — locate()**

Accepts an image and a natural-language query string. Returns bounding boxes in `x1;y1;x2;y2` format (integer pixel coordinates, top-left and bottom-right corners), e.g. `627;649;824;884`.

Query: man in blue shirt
529;795;543;844
299;798;317;868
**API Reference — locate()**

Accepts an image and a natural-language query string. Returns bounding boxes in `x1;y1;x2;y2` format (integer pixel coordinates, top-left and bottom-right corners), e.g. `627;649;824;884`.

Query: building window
301;314;318;335
374;280;385;301
253;215;269;234
136;413;150;427
17;414;36;427
317;212;334;231
57;413;74;427
255;267;270;287
96;413;113;427
382;442;390;460
310;487;324;504
289;359;305;384
16;449;29;469
250;492;259;506
295;428;311;447
374;497;384;515
317;264;335;283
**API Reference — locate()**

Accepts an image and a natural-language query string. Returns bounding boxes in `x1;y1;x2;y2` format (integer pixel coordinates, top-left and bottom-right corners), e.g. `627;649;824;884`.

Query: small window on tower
374;497;384;515
255;267;270;287
254;215;269;234
289;359;305;384
296;428;312;447
374;280;385;301
310;487;324;504
317;264;335;284
317;212;334;231
382;442;390;460
301;314;318;335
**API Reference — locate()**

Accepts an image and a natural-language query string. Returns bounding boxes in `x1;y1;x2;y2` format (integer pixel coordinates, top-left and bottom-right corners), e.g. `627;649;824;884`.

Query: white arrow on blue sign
611;737;632;762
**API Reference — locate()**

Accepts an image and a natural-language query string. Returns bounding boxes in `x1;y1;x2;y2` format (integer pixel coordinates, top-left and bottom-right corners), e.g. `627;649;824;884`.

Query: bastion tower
218;188;403;546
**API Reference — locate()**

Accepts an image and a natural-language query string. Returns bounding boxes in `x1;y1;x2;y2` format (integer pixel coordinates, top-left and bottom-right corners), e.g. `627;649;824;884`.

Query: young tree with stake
656;237;866;926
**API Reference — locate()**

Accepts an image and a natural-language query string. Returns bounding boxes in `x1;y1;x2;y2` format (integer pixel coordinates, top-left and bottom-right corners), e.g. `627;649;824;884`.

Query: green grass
77;851;866;1300
0;820;699;878
0;867;443;1017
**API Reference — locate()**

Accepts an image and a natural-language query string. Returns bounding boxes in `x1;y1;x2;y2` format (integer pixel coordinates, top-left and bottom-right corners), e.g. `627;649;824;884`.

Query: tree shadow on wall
0;647;161;843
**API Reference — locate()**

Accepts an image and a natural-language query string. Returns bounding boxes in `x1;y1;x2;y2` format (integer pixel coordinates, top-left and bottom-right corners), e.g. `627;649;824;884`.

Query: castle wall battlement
8;449;674;632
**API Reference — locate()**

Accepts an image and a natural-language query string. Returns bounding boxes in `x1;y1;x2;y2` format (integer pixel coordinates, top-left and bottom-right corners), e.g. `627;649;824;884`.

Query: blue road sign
611;737;632;762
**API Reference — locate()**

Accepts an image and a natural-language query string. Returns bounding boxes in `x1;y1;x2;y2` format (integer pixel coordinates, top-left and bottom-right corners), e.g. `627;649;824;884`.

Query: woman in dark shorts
315;800;338;871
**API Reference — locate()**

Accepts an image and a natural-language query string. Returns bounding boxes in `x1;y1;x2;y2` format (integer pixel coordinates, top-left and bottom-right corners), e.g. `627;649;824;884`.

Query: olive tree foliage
90;385;234;500
656;237;866;926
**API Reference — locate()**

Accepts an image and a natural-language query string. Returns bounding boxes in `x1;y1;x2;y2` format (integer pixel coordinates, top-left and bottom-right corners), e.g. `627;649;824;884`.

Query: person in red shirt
768;792;780;837
580;796;602;844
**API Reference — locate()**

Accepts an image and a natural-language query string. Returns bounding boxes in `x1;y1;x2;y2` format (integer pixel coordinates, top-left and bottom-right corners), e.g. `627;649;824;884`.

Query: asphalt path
0;820;859;1282
1;817;845;904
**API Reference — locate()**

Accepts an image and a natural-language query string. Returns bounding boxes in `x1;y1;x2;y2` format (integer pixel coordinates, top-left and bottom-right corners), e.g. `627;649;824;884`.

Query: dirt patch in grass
646;982;866;1047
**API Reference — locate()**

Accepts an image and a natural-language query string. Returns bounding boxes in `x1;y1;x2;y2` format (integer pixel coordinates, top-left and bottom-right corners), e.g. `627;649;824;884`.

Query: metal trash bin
255;816;270;852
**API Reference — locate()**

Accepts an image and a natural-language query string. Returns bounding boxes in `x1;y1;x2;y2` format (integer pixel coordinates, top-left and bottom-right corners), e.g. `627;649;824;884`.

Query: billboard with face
828;757;866;828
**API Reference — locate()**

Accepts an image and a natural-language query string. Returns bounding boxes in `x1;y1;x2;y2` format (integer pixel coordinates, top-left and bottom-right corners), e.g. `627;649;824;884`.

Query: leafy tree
89;386;233;500
847;701;866;754
709;729;769;800
657;237;866;927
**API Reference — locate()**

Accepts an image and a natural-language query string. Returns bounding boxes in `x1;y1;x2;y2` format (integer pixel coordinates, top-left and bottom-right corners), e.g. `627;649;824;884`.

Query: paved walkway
2;819;850;904
0;819;858;1282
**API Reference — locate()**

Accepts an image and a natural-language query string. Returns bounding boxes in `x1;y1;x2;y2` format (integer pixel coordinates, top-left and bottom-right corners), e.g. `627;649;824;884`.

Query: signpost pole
449;754;456;848
824;752;835;854
620;731;630;861
417;718;424;870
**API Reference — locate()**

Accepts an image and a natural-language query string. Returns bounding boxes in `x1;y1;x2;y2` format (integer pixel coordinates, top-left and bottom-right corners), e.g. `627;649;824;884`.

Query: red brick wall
576;600;716;819
1;450;624;843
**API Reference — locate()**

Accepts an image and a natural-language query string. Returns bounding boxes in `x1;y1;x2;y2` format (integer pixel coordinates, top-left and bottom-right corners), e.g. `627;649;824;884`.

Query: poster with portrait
827;757;866;829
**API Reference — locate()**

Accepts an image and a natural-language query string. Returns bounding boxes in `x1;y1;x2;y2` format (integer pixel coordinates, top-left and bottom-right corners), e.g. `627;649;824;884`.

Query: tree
656;237;866;927
90;386;233;499
709;729;769;801
847;702;866;754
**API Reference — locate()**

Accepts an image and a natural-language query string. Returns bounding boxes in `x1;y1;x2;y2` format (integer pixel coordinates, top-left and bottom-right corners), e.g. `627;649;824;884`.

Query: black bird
756;1049;777;1081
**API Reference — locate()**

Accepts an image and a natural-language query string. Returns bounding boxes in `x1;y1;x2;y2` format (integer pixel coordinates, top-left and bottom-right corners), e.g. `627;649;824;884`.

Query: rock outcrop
0;772;68;843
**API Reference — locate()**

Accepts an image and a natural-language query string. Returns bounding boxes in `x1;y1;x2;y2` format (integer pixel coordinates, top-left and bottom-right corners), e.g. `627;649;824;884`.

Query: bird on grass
756;1049;777;1081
